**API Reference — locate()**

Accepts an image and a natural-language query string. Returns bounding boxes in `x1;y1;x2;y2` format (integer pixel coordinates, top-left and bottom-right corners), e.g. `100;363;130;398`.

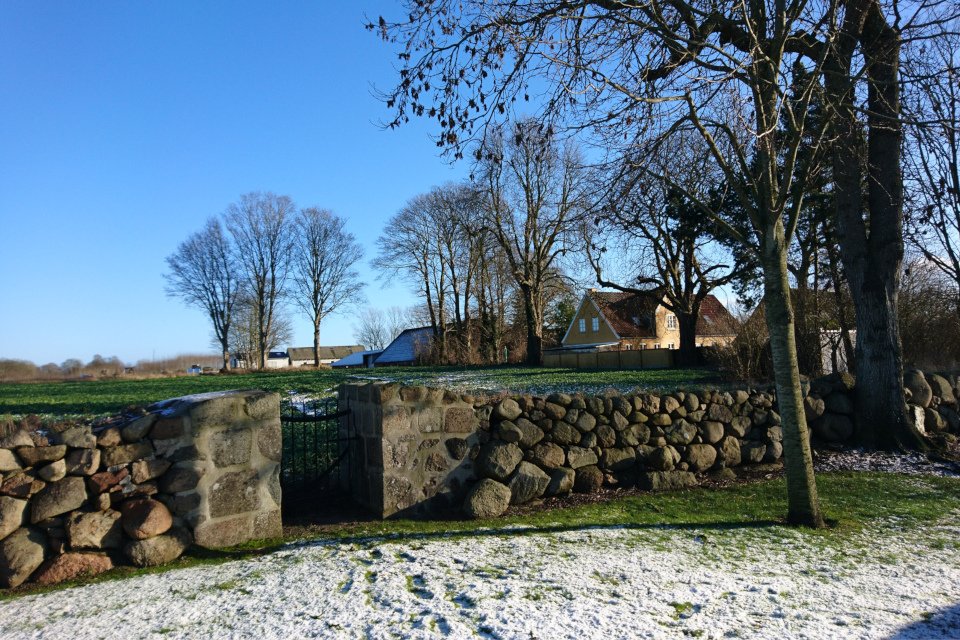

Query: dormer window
579;318;586;333
592;317;599;332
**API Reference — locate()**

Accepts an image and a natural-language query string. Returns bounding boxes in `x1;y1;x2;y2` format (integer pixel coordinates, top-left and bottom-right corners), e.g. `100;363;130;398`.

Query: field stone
513;418;545;449
764;441;784;462
445;438;469;461
618;423;650;447
31;477;87;523
211;429;252;467
546;393;572;407
579;431;598;448
54;426;96;450
904;369;933;407
497;421;523;443
599;447;636;472
610;412;629;431
124;526;192;567
31;553;114;586
566;446;599;469
159;465;205;494
0;471;44;499
584;397;604;416
493;399;523;421
545;467;576;496
824;393;854;415
462;479;512;519
741;442;767;464
131;459;172;484
121;414;157;443
664;420;696;446
717;436;742;467
727;416;751;438
87;467;129;493
528;442;565;470
0;430;34;450
96;427;122;448
648;445;681;471
38;459;66;483
638;470;698;491
810;413;854;442
543;402;566;421
120;498;173;540
0;497;28;541
660;396;680;415
507;462;550;504
634;393;661;416
562;408;581;425
928;374;957;404
594;424;616;448
699;421;725;444
707;404;733;423
0;450;21;474
65;449;100;476
573;412;597;433
573;465;603;494
650;413;672;427
550;422;580;446
924;407;947;433
475;441;523;482
683;444;717;473
100;441;154;468
16;445;67;467
0;527;46;587
764;426;784;443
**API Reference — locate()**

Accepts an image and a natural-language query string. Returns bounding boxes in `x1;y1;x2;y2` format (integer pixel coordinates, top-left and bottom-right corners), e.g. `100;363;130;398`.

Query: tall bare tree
224;191;295;369
477;119;588;365
373;1;830;526
291;207;366;367
164;217;239;370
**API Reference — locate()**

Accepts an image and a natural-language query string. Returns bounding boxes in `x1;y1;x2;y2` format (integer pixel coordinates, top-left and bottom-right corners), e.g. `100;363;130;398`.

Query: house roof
331;349;384;368
585;290;739;339
374;327;436;365
586;290;661;338
268;352;288;359
287;346;366;361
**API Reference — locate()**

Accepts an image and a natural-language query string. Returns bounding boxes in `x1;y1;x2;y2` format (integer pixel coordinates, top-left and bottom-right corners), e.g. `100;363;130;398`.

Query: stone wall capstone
0;389;283;588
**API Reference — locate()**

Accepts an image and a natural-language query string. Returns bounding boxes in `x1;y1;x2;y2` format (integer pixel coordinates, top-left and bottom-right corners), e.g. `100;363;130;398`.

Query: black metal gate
280;395;353;515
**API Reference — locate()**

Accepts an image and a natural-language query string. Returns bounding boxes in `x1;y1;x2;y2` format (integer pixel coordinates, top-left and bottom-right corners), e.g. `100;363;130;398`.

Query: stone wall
0;390;282;588
338;383;481;518
341;369;960;521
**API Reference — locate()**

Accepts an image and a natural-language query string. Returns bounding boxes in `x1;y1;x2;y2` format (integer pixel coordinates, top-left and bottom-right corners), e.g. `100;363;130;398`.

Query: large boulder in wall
463;479;512;519
904;370;933;408
475;441;523;482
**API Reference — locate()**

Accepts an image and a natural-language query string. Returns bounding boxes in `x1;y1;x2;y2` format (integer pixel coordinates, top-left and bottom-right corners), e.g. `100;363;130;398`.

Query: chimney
587;288;597;293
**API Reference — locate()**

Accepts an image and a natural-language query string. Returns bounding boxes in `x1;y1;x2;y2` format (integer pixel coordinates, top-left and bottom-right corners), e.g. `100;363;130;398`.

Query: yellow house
560;289;739;351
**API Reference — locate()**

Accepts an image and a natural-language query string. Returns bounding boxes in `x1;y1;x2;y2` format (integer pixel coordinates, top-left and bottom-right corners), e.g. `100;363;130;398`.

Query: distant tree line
165;191;365;370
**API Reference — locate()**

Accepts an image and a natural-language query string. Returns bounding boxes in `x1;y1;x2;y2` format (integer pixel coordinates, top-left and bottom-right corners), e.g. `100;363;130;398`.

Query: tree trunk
221;340;231;371
676;311;699;367
521;284;542;365
313;320;321;369
761;234;825;528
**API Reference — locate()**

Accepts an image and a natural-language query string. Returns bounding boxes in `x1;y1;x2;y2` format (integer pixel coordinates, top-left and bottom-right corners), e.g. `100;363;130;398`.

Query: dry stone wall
0;390;282;588
342;369;960;520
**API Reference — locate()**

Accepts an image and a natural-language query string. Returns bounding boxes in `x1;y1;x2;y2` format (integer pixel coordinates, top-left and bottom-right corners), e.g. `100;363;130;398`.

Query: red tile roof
585;291;739;339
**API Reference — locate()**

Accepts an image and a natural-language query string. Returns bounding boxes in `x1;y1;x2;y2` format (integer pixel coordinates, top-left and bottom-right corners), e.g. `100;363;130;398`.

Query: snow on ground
815;448;960;477
2;512;959;639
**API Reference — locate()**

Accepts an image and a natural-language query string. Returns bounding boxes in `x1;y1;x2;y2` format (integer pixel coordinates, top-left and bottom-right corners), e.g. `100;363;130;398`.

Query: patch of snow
815;448;960;477
2;516;958;638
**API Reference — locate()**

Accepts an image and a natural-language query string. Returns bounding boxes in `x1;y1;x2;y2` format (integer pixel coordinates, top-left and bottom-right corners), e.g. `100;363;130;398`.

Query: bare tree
477;119;588;365
290;207;366;367
230;300;293;367
354;307;389;350
224;192;295;369
164;217;239;370
373;1;830;526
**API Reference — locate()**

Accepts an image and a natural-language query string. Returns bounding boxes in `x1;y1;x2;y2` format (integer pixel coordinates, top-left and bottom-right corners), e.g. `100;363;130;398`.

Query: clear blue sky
0;1;468;366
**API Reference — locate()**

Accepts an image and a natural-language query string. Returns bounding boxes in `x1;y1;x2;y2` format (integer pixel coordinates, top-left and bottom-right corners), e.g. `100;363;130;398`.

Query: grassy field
2;471;957;600
0;365;722;419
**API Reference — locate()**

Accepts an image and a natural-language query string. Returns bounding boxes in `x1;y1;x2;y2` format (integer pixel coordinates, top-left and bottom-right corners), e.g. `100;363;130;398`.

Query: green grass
0;365;721;420
2;471;957;600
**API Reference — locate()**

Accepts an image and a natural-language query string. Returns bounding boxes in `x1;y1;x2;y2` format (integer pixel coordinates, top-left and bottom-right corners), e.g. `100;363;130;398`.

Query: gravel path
1;503;958;639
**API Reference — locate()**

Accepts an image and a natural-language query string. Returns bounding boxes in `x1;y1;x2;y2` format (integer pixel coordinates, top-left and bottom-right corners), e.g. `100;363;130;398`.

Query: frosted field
1;512;958;639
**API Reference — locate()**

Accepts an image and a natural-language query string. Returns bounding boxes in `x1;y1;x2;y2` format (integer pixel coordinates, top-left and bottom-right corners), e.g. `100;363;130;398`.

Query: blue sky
0;1;468;365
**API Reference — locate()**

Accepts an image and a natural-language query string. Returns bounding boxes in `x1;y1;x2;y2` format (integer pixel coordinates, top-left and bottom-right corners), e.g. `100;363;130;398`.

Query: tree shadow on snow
886;603;960;639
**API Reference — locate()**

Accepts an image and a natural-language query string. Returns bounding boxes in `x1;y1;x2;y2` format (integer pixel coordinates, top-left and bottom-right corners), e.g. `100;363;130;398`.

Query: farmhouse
288;345;366;367
230;352;290;369
560;289;739;352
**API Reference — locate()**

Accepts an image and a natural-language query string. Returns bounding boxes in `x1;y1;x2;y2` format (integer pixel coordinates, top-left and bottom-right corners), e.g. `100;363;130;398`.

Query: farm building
374;327;436;366
331;349;384;369
230;352;290;369
560;290;739;352
287;345;366;367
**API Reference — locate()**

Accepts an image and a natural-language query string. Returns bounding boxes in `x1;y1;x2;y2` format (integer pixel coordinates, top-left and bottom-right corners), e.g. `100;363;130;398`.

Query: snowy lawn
2;475;959;639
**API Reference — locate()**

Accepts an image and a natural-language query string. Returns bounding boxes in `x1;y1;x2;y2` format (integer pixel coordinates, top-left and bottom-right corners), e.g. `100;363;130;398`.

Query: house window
668;343;675;350
666;314;678;330
592;317;599;332
579;318;586;333
696;343;703;348
654;343;661;349
625;343;633;351
639;343;646;350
